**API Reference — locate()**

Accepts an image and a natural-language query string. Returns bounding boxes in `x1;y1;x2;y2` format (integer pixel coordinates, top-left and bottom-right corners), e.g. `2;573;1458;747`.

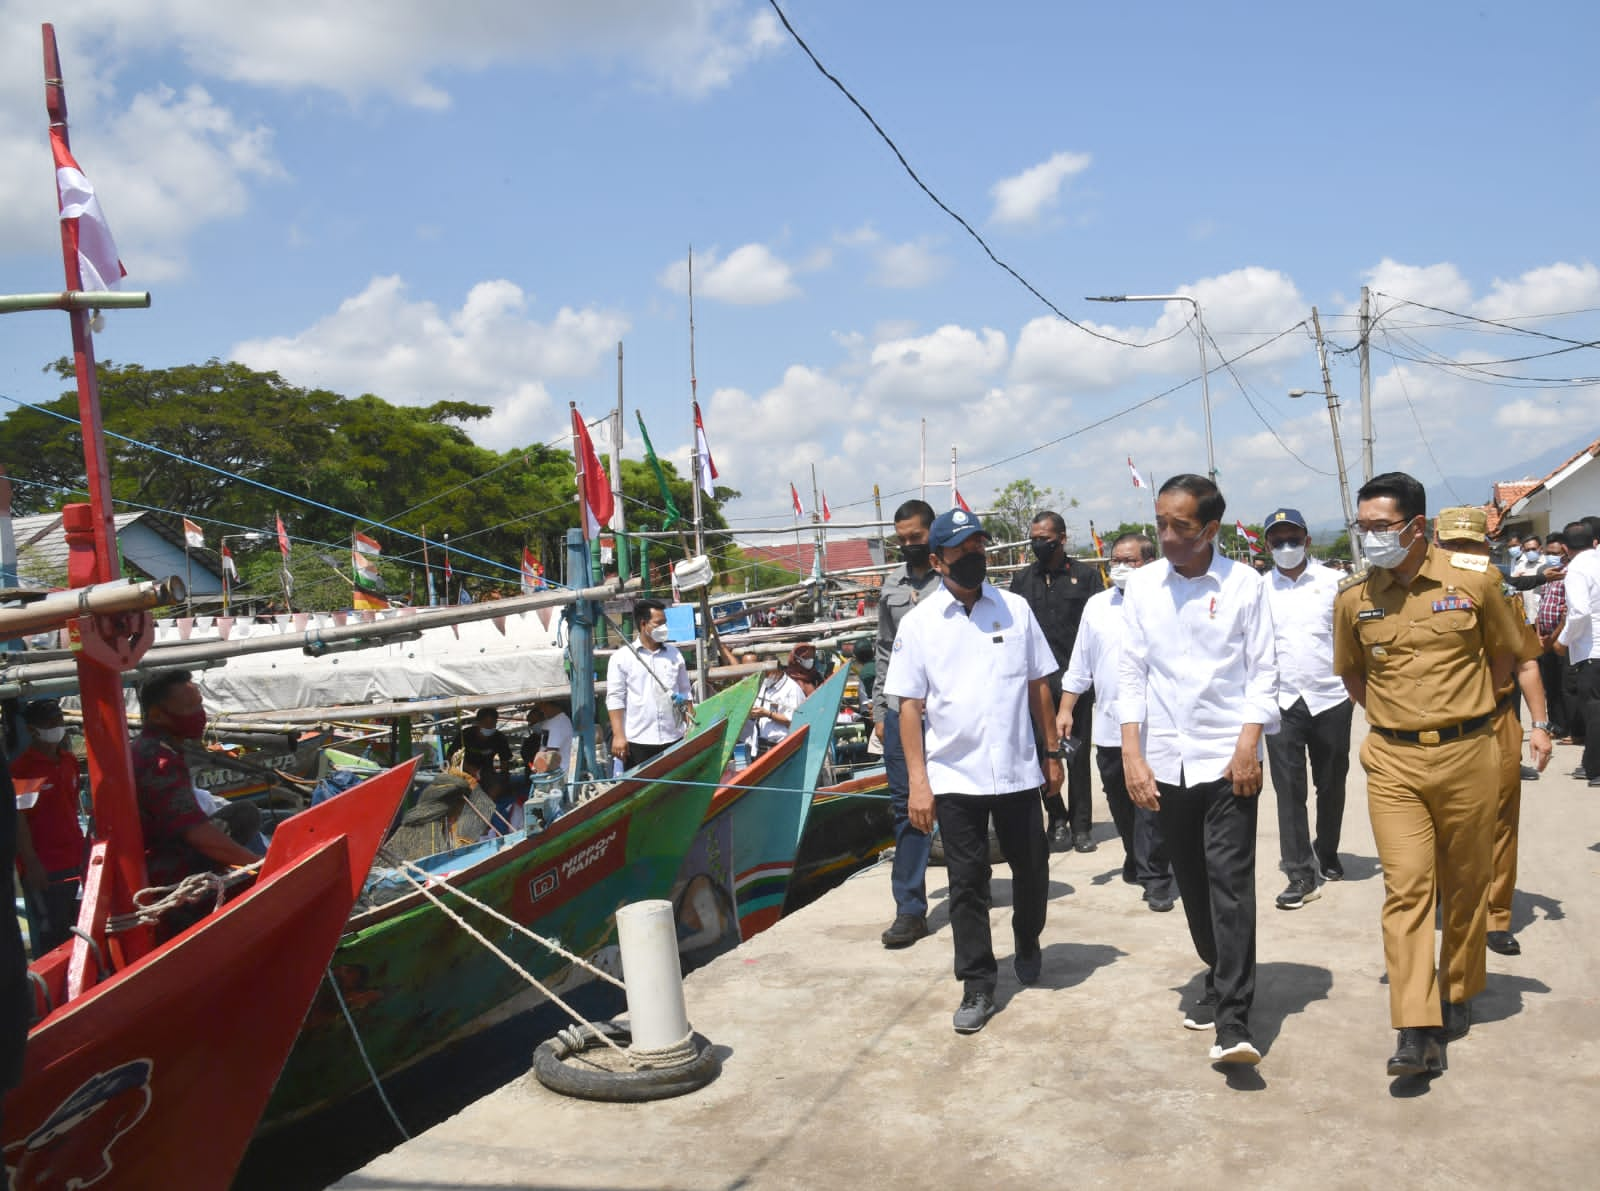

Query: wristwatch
1531;720;1555;732
1044;746;1066;759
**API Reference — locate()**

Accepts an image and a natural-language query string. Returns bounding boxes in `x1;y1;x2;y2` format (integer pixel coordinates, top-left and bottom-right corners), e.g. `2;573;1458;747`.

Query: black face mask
901;543;931;569
1030;538;1059;564
946;552;987;590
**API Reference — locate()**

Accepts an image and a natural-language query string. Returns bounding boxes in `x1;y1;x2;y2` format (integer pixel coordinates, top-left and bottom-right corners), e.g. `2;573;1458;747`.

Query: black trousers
1096;746;1174;899
626;739;675;770
1537;650;1567;735
935;788;1049;995
1580;662;1600;778
1157;774;1258;1039
1264;697;1353;882
1039;689;1094;834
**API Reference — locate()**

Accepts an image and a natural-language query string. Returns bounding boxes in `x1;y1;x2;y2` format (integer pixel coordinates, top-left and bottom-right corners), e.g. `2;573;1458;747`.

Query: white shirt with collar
1061;585;1130;747
1562;547;1600;662
605;638;692;745
1118;547;1280;786
1265;559;1349;715
754;671;804;743
881;580;1056;796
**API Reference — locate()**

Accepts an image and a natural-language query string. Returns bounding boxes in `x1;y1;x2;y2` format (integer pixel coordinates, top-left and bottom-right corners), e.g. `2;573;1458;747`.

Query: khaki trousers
1362;728;1497;1027
1487;706;1523;933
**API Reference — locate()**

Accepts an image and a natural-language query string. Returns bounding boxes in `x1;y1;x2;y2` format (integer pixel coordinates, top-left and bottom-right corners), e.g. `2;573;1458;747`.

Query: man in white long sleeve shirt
605;599;693;769
1058;532;1175;910
1261;507;1354;910
1120;474;1280;1068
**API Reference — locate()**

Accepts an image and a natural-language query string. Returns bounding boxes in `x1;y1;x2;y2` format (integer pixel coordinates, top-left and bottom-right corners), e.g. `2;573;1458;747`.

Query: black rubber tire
532;1022;720;1102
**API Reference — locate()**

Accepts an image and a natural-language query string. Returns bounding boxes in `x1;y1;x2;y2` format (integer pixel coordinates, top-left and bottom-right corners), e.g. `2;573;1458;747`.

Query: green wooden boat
784;764;894;915
258;677;760;1131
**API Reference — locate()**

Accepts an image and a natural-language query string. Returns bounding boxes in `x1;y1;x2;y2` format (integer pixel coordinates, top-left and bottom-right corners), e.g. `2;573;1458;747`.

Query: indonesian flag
221;544;238;580
51;128;125;292
182;518;204;549
693;402;719;498
1236;521;1261;554
822;491;832;522
955;489;972;513
276;513;291;559
352;530;382;587
572;406;614;538
1128;457;1147;489
790;482;805;518
520;547;545;594
443;541;453;584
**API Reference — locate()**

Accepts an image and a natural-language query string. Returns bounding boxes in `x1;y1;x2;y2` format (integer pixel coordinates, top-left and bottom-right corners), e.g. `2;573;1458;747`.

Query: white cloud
658;243;801;305
231;275;628;445
864;325;1009;406
988;150;1091;228
1362;259;1473;315
1493;397;1570;431
1476;262;1600;321
871;238;947;289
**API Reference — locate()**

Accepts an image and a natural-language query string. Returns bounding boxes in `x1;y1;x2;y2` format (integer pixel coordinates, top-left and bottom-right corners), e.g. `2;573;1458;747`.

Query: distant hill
1438;432;1597;507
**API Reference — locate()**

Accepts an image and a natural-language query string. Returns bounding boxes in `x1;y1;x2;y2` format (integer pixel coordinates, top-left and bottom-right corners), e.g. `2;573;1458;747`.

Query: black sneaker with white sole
952;990;997;1034
1274;877;1321;910
1183;991;1218;1031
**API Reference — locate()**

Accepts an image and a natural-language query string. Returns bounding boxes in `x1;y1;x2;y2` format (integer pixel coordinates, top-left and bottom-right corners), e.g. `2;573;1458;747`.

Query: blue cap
1263;507;1307;532
930;508;987;550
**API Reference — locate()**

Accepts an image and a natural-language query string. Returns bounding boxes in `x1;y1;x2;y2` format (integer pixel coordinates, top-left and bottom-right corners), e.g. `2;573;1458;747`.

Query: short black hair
21;699;62;725
1112;532;1157;562
893;499;935;529
1564;520;1595;551
1158;474;1225;525
1030;511;1066;536
138;670;194;714
1357;471;1426;522
1584;515;1600;542
1523;535;1541;546
475;707;497;722
635;598;665;620
1546;531;1567;548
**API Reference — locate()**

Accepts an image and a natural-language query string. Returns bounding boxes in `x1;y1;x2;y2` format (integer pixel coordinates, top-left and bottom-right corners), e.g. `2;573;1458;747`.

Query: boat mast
686;249;710;698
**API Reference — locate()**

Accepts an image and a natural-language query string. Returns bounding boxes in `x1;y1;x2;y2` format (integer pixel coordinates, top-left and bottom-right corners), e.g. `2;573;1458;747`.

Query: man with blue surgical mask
1261;508;1353;910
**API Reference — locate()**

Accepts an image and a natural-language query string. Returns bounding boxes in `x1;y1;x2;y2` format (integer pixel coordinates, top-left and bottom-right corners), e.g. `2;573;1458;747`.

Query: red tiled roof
1491;480;1540;509
745;538;878;577
1487;434;1600;537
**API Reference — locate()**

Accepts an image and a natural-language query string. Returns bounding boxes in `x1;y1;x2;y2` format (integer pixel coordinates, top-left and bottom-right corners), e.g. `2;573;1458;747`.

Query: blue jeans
884;706;931;918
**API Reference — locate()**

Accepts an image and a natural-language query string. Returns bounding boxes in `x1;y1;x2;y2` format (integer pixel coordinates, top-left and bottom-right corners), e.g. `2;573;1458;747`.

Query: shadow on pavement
1334;852;1382;882
1474;972;1552;1025
997;941;1124;1006
1510;888;1563;932
1171;960;1333;1055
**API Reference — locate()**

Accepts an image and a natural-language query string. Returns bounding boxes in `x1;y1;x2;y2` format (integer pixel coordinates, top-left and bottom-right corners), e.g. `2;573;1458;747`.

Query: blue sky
1;0;1596;547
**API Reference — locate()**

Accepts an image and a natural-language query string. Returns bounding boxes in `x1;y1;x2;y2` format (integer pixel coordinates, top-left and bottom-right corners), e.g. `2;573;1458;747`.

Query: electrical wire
1201;324;1336;476
1376;327;1463;504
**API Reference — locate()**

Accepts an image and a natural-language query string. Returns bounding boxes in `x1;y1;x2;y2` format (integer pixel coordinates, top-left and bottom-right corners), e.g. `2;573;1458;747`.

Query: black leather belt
1371;713;1492;745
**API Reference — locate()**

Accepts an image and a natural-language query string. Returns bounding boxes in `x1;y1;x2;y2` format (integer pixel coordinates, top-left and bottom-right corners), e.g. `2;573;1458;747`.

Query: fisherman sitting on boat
751;656;805;757
460;707;514;783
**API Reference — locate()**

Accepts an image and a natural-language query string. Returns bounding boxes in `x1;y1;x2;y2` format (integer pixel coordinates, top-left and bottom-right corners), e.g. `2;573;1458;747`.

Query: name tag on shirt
1358;608;1385;621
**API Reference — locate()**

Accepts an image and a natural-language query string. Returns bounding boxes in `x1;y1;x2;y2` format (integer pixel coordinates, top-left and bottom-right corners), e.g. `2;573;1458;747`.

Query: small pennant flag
521;547;545;594
352;530;382;588
791;483;805;518
693;402;719;498
955;489;972;513
276;513;291;559
50;128;125;293
221;544;238;580
1090;523;1106;559
1236;520;1261;555
572;405;614;538
182;518;204;550
1128;458;1148;490
822;491;832;523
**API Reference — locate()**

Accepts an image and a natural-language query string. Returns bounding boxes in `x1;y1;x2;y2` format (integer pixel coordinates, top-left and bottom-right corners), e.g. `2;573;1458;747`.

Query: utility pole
1359;286;1374;482
950;446;958;507
612;341;629;585
919;418;927;502
1311;306;1361;565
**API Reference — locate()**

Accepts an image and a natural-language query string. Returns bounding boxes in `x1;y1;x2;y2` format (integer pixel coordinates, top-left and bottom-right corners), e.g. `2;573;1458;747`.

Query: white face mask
1108;563;1135;589
1360;525;1413;570
648;624;671;644
1271;542;1307;571
33;726;66;745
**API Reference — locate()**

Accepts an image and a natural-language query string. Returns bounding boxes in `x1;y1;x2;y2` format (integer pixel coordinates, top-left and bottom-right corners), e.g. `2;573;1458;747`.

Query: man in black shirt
460;707;513;779
1010;510;1104;852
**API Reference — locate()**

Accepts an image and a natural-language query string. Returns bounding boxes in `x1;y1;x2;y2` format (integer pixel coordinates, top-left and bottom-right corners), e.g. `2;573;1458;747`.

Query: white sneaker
1209;1038;1261;1065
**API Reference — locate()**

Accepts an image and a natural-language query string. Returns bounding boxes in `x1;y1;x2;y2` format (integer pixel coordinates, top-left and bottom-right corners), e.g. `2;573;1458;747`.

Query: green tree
987;478;1078;563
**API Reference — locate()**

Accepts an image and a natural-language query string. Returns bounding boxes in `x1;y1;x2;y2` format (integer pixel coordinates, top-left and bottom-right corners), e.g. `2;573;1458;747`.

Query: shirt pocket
1355;616;1403;669
1427;608;1479;637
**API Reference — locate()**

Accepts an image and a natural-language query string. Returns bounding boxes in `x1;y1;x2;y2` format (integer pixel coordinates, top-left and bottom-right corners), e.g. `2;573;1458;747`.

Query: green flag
635;412;681;530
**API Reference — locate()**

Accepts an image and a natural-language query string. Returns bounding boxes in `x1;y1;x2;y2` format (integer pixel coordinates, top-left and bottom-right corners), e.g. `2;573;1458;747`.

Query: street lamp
219;531;268;613
1288;390;1361;566
1086;293;1215;482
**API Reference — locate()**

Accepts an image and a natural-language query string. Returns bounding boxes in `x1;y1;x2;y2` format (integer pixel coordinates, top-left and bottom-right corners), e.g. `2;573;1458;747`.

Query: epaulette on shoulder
1447;550;1490;574
1337;567;1371;594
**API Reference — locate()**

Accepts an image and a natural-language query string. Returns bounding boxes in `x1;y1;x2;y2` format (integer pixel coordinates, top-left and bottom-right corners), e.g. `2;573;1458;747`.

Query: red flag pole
43;22;151;957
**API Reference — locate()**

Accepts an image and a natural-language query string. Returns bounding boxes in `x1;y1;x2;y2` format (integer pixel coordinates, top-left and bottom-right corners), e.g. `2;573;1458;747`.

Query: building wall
121;523;224;595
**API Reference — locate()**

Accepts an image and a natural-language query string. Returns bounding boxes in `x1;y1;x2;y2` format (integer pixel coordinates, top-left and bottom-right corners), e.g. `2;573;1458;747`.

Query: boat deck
335;717;1600;1190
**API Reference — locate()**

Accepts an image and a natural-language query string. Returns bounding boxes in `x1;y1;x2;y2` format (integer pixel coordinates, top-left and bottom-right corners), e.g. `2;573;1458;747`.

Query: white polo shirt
1119;548;1280;786
1061;585;1130;747
605;639;692;745
1265;560;1349;715
1562;547;1600;663
753;671;804;744
881;580;1056;796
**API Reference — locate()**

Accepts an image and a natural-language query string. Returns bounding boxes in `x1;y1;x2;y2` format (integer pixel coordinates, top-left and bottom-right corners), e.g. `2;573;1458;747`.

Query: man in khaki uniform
1432;507;1554;956
1333;473;1525;1079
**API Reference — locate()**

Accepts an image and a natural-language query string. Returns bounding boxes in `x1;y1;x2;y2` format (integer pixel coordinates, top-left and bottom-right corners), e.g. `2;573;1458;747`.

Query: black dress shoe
1387;1027;1444;1077
880;914;929;949
1440;999;1471;1042
1072;832;1097;854
1486;930;1521;956
1048;821;1071;853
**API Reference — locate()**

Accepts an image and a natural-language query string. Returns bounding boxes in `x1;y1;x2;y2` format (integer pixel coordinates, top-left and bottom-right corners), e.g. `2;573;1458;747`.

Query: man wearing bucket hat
1261;507;1353;911
1433;505;1552;958
883;507;1061;1034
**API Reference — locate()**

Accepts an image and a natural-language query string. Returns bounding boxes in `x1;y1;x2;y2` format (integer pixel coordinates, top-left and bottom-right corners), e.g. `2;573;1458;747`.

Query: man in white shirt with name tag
1120;474;1279;1068
1261;506;1354;911
885;508;1062;1035
605;599;693;770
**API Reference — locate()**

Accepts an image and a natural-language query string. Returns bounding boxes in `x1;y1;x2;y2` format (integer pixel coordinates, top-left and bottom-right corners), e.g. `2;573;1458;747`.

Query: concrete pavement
336;716;1600;1190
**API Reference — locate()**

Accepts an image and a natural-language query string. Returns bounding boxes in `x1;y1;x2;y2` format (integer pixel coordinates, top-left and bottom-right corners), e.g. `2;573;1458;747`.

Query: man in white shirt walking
1561;519;1600;782
1120;474;1279;1067
885;508;1063;1034
1261;507;1354;910
1057;532;1175;911
605;599;694;769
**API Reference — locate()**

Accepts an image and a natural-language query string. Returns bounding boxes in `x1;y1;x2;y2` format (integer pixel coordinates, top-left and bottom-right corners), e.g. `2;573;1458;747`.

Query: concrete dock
335;724;1600;1190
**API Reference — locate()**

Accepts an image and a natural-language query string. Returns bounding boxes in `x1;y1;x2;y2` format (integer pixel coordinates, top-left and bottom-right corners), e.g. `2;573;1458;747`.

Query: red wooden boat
1;26;415;1189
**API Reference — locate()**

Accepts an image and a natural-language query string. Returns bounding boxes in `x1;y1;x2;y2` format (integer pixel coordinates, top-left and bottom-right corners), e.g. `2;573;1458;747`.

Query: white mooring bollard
614;899;691;1051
